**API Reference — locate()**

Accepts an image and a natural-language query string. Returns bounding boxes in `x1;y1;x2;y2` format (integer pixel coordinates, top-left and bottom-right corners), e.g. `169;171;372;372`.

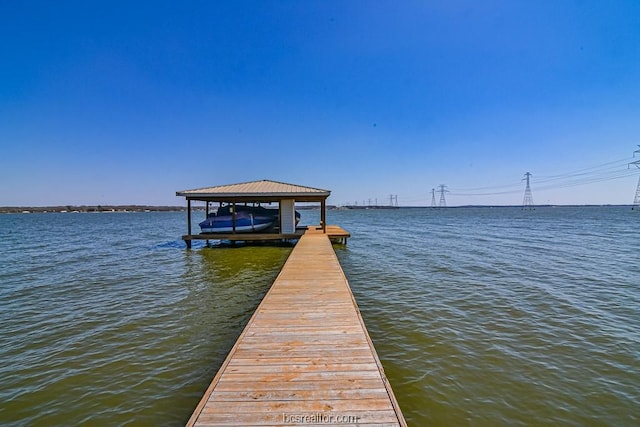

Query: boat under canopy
198;204;299;233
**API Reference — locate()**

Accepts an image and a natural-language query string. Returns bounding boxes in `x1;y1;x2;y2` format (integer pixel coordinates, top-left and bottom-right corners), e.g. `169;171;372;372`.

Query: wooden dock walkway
186;229;405;426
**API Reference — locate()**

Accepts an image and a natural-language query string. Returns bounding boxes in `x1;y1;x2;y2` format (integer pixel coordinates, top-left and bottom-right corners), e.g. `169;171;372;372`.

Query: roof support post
280;199;296;234
232;202;236;234
321;199;326;233
186;199;192;249
187;198;192;236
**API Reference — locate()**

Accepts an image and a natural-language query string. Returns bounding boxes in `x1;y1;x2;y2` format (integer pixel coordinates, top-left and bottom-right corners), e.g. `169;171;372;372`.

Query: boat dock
186;229;406;426
176;180;338;249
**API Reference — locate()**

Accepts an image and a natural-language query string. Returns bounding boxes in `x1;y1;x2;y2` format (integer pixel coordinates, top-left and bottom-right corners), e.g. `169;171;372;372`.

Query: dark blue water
0;207;638;426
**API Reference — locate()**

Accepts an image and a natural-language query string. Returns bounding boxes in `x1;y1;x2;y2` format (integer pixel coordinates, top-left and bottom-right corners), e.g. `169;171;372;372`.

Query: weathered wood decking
186;229;405;426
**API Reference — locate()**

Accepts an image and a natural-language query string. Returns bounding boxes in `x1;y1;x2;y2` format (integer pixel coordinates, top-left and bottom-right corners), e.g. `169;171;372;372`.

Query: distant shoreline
1;204;634;214
0;205;186;214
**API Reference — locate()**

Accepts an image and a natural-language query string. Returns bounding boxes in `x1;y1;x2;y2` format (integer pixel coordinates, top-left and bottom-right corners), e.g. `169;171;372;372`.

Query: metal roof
176;179;331;202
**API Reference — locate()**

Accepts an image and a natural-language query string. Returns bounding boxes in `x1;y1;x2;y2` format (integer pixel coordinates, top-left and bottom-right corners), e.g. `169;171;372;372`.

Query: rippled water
1;207;638;426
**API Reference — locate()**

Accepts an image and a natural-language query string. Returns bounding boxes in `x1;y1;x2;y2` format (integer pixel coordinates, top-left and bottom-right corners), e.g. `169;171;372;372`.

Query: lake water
0;207;638;426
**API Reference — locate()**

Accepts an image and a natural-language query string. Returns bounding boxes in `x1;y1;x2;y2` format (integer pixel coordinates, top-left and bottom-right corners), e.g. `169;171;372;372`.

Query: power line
450;188;523;197
536;157;632;182
448;156;637;198
393;153;638;205
450;181;523;193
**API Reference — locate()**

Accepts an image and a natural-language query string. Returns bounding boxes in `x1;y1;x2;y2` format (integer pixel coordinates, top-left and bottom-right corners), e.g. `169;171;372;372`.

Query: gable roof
176;179;331;202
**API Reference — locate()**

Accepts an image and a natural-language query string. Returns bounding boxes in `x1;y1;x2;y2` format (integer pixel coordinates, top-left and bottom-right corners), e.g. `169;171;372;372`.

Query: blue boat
199;205;278;233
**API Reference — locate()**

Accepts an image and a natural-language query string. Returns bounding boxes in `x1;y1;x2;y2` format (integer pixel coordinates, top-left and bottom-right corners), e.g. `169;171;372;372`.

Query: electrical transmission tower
522;172;535;210
437;185;448;207
431;188;436;207
630;145;640;210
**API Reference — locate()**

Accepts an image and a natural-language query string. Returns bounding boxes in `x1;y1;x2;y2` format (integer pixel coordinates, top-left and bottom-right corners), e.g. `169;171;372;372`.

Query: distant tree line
0;205;186;214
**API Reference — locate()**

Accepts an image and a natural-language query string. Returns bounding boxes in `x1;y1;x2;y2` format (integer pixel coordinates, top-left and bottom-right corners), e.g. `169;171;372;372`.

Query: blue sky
2;1;639;206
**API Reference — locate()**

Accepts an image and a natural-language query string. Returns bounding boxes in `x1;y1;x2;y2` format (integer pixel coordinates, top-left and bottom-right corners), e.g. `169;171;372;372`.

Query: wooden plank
216;370;384;383
200;398;395;413
195;411;400;426
213;378;386;392
186;231;405;426
221;362;380;374
231;348;376;359
243;326;364;335
209;387;391;401
227;356;376;365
